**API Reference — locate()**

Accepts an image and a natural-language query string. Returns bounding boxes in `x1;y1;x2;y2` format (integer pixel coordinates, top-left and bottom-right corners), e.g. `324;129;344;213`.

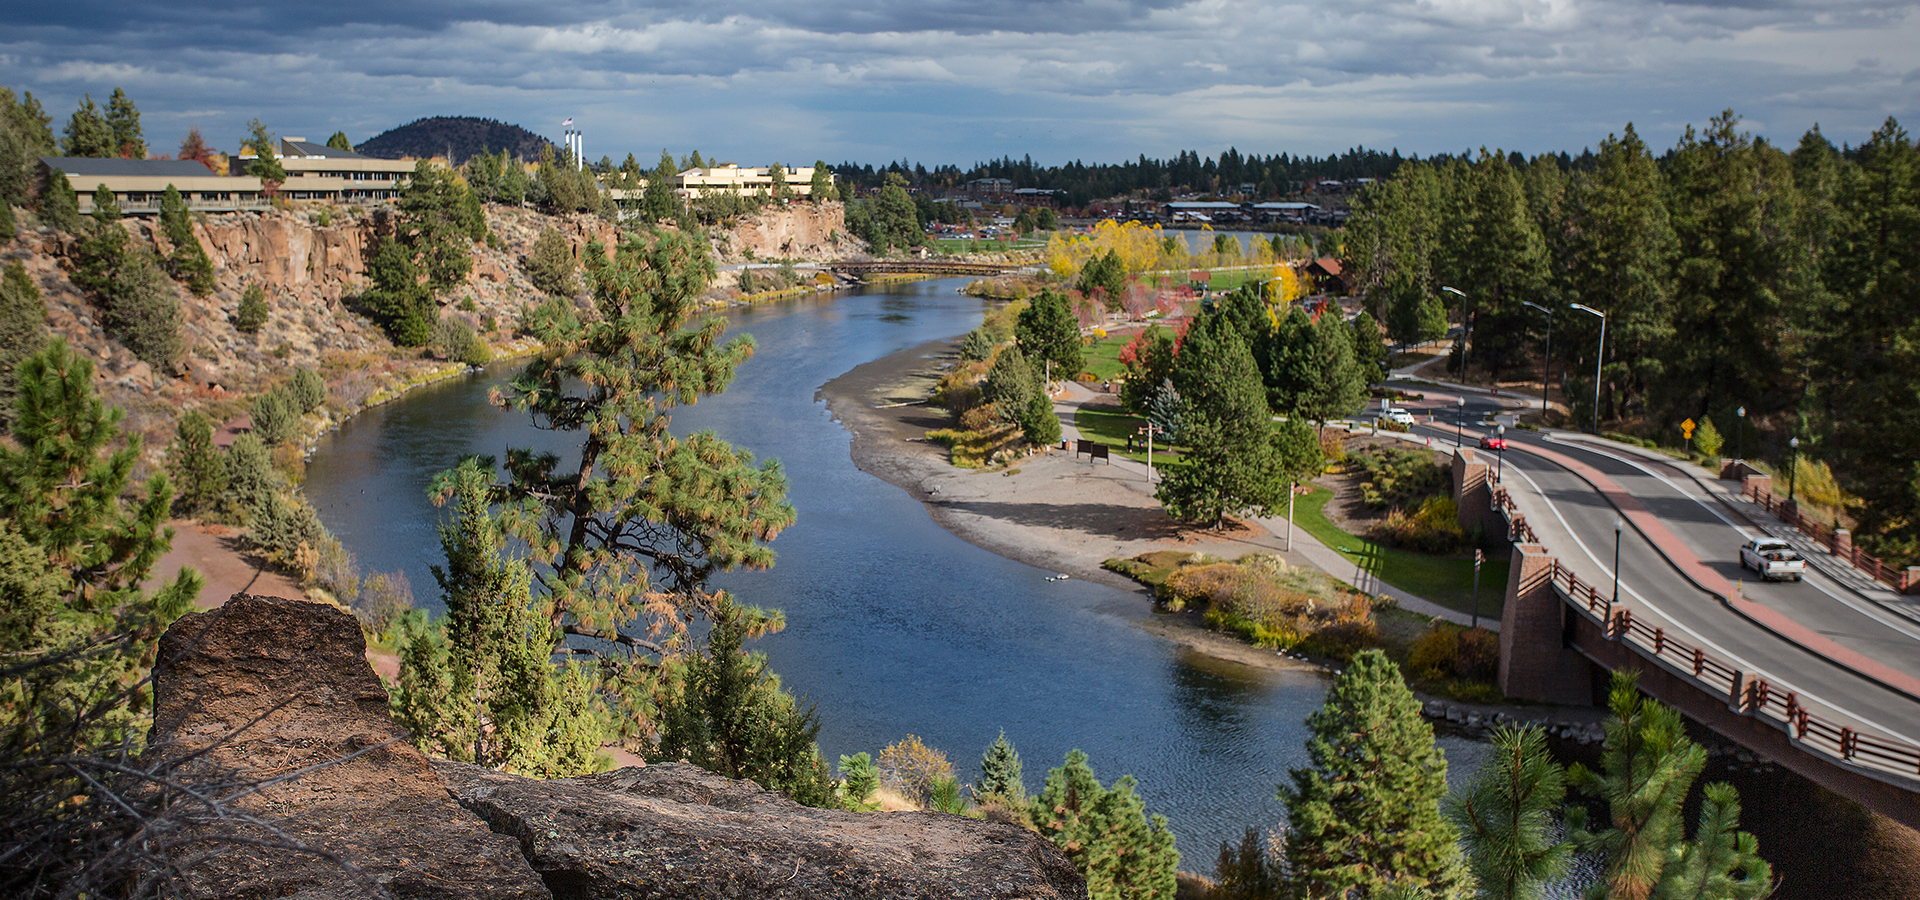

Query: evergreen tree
1078;249;1127;306
289;366;327;413
71;185;128;296
642;149;680;222
1031;749;1180;900
163;409;227;518
219;432;275;526
0;195;14;242
0;338;201;749
392;459;605;777
1119;326;1177;414
244;119;286;188
399;160;475;290
158;185;215;295
810;159;833;202
1282;650;1470;899
1017;288;1085;382
1445;724;1569;900
979;731;1025;804
475;228;794;751
958;327;996;362
1452;150;1549;379
525;227;577;296
866;172;921;252
176;128;215;171
1212;827;1284;900
39;168;80;232
1267;306;1368;428
1145;379;1184;445
984;344;1040;422
651;593;839;807
1652;783;1771;900
326;131;351;151
235;282;269;333
103;88;143;159
769;162;793;201
249;387;298;446
1351;309;1388;378
1566;672;1708;900
0;260;48;432
1171;311;1269;427
101;246;185;371
61;95;113;158
1018;390;1062;446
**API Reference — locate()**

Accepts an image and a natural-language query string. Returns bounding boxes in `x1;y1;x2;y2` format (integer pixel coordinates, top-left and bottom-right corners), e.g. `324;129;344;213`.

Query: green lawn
1290;486;1507;619
1082;333;1131;382
1067;407;1188;467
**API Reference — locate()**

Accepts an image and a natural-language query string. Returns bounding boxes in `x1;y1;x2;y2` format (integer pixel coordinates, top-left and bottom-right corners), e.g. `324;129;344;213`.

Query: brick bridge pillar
1452;448;1505;539
1498;544;1593;705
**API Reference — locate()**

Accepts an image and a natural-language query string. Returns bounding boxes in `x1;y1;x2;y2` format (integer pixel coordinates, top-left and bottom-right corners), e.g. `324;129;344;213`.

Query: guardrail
1489;481;1920;783
1741;481;1917;592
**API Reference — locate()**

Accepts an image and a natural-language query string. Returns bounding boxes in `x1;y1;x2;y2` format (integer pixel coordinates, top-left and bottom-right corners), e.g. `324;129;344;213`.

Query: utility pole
1137;422;1162;483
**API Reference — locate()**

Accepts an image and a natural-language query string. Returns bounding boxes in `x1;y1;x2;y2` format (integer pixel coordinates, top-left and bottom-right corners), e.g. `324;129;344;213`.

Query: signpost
1471;548;1484;630
1682;417;1696;455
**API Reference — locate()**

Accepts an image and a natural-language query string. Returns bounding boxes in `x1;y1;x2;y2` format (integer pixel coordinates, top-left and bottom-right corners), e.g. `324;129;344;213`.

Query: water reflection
303;279;1475;867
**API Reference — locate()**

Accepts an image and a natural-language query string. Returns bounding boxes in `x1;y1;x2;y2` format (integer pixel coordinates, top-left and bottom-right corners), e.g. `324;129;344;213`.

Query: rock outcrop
440;761;1084;900
149;594;1086;900
150;593;550;899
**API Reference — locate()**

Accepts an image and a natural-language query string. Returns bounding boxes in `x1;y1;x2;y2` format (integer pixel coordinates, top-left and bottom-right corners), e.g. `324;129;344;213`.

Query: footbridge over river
1428;425;1920;831
819;260;1027;278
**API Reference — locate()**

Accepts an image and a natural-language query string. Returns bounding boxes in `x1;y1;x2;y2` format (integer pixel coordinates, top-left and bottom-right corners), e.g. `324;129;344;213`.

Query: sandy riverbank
815;337;1332;675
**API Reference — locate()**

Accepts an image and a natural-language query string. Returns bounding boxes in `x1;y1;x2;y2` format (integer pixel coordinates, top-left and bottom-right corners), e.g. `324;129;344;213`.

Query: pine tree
244;119;286;187
290;367;327;414
643;149;680;222
102;247;185;371
769;162;793;201
1145;379;1183;445
159;185;215;295
39;168;81;232
60;95;113;158
1212;827;1284;900
1351;309;1388;378
0;338;201;749
984;344;1039;422
1282;649;1470;899
959;327;996;362
235;282;269;333
1031;749;1180;900
220;432;276;526
0;260;48;432
1019;389;1062;446
1158;316;1315;528
392;459;604;777
1567;672;1708;900
525;227;577;296
0;196;14;242
163;410;227;518
1653;783;1771;900
650;593;839;807
810;159;833;202
71;185;128;296
1267;307;1367;429
1445;724;1569;900
1016;288;1084;381
103;88;143;159
477;228;794;751
326;131;351;151
249;387;298;446
979;730;1025;804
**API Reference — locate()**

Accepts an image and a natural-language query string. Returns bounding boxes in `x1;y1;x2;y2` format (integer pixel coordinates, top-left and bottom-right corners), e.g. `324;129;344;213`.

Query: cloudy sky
3;0;1917;168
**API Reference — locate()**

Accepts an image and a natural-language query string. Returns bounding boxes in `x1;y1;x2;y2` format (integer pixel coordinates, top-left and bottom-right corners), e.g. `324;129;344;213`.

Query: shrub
249;388;298;447
355;570;415;640
959;328;995;362
1369;495;1467;554
838;752;881;810
1165;555;1379;657
235;283;269;333
430;317;487;364
1408;624;1500;683
220;433;276;526
958;404;999;433
289;367;327;414
525;227;577;296
1351;446;1449;509
876;735;954;806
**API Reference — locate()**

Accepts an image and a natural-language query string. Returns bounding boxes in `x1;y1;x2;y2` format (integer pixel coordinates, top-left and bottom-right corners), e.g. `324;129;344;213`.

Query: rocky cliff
148;594;1085;900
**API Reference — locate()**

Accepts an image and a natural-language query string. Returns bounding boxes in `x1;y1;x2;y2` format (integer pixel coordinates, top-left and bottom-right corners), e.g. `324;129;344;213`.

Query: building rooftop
279;138;374;160
40;156;222;178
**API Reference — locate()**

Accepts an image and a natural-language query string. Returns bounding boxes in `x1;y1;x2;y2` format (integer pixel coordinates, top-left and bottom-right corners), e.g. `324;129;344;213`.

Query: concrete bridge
1421;420;1920;831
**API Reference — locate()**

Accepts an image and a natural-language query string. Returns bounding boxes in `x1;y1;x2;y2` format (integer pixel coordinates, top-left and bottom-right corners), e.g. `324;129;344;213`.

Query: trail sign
1681;418;1696;439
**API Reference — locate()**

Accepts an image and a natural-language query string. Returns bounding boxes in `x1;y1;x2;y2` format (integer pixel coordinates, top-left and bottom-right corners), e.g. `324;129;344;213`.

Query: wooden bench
1076;439;1110;464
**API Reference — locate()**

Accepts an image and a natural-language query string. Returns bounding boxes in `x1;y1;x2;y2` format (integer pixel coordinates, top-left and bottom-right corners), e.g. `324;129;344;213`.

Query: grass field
1290;485;1507;618
1082;333;1131;382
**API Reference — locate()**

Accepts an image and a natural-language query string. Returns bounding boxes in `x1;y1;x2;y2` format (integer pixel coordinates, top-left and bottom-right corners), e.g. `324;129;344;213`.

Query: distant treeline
355;116;552;165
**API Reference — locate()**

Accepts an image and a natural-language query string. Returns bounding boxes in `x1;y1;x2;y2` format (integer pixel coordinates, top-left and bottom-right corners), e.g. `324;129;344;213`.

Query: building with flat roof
238;137;417;202
667;163;829;198
41;157;268;215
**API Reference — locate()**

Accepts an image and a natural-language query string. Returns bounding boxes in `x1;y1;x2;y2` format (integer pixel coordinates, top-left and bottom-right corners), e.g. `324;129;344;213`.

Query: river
304;277;1487;868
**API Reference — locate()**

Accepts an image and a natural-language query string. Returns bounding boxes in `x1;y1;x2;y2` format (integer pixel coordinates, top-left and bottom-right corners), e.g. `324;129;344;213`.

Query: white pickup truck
1739;538;1806;582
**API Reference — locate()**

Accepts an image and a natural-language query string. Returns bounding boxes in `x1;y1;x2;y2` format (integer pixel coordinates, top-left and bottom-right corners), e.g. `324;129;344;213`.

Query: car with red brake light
1478;435;1508;451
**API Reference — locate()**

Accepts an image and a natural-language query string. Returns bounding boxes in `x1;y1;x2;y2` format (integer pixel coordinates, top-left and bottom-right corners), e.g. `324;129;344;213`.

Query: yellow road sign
1681;418;1696;439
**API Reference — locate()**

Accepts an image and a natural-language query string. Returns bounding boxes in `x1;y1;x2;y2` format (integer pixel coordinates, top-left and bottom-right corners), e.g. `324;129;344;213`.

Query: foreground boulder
150;593;1086;899
150;593;551;899
440;760;1086;900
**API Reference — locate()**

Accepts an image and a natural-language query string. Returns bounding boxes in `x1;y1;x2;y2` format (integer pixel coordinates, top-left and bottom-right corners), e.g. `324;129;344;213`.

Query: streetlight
1520;300;1553;415
1788;437;1800;505
1495;424;1507;483
1570;302;1608;435
1443;286;1469;374
1611;517;1623;633
1456;396;1467;449
1736;406;1746;462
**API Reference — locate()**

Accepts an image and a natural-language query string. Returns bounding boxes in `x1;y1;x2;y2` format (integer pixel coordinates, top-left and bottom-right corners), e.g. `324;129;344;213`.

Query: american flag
562;118;573;127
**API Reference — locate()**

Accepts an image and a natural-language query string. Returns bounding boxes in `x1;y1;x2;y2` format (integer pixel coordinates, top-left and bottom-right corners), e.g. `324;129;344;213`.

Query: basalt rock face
149;594;1087;900
149;593;551;900
440;760;1086;900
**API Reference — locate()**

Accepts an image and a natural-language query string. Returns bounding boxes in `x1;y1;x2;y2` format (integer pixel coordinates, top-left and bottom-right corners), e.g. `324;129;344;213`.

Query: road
1386;388;1920;753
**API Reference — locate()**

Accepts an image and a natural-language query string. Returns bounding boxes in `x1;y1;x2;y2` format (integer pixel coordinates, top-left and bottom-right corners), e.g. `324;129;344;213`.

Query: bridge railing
1742;481;1916;592
1545;557;1920;780
1489;486;1538;543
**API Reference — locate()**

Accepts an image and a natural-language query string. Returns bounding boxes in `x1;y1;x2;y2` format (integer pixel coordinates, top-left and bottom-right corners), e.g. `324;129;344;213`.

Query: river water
305;277;1485;867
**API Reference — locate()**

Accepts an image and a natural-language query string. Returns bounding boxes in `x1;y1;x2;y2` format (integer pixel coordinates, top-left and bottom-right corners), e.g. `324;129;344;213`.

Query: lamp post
1456;396;1466;449
1443;286;1469;374
1495;424;1507;483
1570;303;1608;435
1520;300;1553;415
1736;406;1746;462
1610;517;1623;633
1788;437;1800;505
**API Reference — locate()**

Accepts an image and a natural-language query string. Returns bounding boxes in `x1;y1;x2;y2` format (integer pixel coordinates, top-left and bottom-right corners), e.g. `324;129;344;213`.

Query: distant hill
354;117;553;165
